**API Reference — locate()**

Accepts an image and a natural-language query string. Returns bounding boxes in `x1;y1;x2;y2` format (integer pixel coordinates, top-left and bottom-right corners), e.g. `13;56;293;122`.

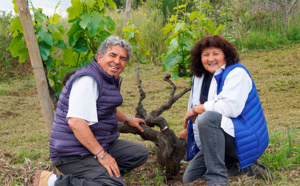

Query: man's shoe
33;170;53;186
249;161;274;180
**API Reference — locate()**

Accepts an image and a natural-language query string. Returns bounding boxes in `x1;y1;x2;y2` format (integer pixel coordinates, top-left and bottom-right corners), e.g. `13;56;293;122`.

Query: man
34;35;149;186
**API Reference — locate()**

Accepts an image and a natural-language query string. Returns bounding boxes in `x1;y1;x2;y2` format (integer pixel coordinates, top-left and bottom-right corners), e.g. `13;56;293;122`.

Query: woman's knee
197;111;222;129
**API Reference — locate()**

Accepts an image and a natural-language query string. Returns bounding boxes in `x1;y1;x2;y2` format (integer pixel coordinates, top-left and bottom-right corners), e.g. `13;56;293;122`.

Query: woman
180;35;272;185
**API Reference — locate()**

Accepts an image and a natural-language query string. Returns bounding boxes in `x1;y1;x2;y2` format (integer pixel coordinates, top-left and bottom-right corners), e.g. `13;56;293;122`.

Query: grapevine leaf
56;24;65;34
18;48;29;63
10;17;23;37
67;0;82;20
9;35;24;57
44;56;54;67
106;0;117;11
37;29;53;46
39;41;52;60
88;12;104;37
52;31;63;41
33;8;46;24
62;47;78;67
81;0;94;8
47;24;55;33
67;21;82;46
12;0;18;13
80;14;91;29
54;40;67;50
104;16;115;32
49;14;61;24
74;37;88;53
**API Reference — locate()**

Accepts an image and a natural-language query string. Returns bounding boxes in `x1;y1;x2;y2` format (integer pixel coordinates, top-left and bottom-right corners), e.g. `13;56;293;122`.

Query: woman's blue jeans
183;111;238;185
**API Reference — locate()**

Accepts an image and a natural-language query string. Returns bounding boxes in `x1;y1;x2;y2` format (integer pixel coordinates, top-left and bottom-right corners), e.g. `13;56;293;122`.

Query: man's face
97;45;127;79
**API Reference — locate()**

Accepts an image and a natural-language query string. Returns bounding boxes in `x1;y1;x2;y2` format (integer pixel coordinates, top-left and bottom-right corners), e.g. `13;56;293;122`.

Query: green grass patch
262;125;300;171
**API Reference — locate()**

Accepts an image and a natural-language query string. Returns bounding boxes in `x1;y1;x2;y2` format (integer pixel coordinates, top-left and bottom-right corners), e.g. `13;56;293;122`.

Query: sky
1;0;72;16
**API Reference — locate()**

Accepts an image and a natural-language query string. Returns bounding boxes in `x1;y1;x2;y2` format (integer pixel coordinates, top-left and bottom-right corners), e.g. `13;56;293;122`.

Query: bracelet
94;148;104;159
192;106;198;114
100;151;108;159
124;115;130;124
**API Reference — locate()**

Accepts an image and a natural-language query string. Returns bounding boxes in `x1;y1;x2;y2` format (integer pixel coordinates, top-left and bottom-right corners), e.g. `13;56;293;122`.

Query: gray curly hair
96;35;131;64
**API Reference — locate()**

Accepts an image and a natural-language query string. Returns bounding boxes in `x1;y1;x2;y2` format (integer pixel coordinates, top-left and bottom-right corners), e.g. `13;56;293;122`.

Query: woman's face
201;47;226;74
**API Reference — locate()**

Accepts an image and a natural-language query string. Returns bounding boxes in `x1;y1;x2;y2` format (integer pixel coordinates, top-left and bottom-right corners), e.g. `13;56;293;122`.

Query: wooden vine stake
122;0;131;38
16;0;54;135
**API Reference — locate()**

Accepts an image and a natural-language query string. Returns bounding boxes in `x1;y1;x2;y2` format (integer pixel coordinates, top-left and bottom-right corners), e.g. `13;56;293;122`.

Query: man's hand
127;118;145;132
97;152;120;177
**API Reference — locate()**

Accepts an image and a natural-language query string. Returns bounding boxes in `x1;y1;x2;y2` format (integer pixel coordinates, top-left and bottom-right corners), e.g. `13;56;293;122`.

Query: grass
1;43;300;185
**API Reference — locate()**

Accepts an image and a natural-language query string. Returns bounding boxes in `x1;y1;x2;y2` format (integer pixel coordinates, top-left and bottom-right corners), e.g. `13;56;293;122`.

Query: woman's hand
183;104;205;129
179;128;188;141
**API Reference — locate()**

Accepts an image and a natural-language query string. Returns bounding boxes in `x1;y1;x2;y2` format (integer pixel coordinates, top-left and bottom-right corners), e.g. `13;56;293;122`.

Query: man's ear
97;54;101;61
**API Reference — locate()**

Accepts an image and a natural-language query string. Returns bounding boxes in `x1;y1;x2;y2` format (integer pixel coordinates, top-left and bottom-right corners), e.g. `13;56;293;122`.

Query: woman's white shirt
66;76;99;126
189;64;252;139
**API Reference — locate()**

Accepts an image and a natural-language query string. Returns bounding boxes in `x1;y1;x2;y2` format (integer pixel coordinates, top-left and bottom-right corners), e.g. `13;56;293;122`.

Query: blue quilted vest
214;62;269;168
49;59;123;159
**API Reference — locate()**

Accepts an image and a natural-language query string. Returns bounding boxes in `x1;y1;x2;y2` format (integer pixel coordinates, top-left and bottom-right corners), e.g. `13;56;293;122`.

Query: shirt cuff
203;101;216;111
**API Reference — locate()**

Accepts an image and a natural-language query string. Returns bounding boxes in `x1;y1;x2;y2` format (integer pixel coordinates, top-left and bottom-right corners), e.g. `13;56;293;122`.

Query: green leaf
162;53;181;72
199;13;206;21
81;0;94;8
54;40;67;50
80;14;91;29
88;12;104;37
174;23;185;34
202;2;213;8
33;9;46;24
52;31;63;41
47;24;55;33
10;16;23;37
104;16;115;32
44;56;54;67
56;24;65;34
9;35;24;57
39;41;52;60
67;21;82;46
188;11;198;21
162;23;174;35
168;38;179;54
37;29;53;46
214;24;224;35
49;14;61;24
169;15;177;22
12;0;18;13
18;48;29;63
74;38;88;53
106;0;117;11
205;20;215;34
62;47;78;67
67;0;82;20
